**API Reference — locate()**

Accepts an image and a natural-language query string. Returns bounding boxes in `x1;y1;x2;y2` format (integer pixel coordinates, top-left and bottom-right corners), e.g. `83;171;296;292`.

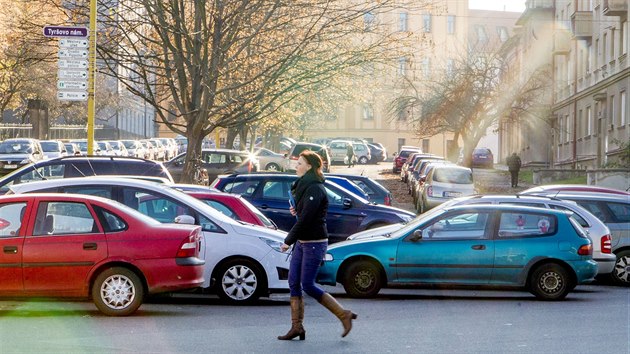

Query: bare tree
391;44;551;166
52;0;432;182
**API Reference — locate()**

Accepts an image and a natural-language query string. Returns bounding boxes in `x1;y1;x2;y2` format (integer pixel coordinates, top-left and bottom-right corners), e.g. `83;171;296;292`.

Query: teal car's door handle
471;245;486;250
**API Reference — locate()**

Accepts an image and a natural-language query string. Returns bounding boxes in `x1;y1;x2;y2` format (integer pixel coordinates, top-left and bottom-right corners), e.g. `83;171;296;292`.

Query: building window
586;106;592;136
399;12;408;32
362;103;374;120
610;29;615;61
446;59;454;76
364;12;376;31
623;21;628;55
578;109;583;138
475;25;487;42
422;14;431;33
447;15;455;34
595;38;599;68
398;57;408;76
397;110;407;121
609;95;615;128
421;57;431;77
620;91;626;126
603;33;608;64
586;43;592;73
497;26;509;42
422;139;430;153
567;114;572;142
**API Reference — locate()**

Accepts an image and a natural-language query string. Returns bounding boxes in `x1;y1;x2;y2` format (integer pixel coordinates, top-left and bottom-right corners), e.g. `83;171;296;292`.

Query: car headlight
260;237;284;253
323;253;334;261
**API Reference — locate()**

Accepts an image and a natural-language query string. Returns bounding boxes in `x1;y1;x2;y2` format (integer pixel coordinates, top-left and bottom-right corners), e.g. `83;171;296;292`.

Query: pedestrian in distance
506;152;522;188
278;150;357;341
346;143;355;168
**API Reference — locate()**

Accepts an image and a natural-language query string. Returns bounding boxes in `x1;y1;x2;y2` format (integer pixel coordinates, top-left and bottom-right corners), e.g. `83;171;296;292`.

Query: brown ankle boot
278;296;305;340
319;293;357;337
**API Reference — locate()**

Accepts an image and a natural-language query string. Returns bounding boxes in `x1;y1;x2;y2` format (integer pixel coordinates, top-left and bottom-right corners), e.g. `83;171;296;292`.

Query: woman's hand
289;206;296;216
280;243;290;252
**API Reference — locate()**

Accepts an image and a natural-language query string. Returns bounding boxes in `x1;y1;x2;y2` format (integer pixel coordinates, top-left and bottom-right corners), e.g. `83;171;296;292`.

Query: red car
0;193;204;316
393;147;422;173
185;191;278;230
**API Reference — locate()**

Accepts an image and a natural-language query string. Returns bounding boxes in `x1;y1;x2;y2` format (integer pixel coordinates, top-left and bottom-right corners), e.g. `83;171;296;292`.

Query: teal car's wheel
342;261;382;298
610;250;630;286
528;263;571;301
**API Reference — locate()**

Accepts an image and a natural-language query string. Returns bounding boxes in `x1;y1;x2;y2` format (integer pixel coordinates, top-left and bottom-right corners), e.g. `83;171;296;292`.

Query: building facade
552;0;629;169
504;0;629;169
303;0;469;157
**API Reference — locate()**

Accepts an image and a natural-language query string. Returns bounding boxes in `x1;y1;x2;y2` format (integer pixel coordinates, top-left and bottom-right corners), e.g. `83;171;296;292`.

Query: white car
39;140;68;160
9;177;290;303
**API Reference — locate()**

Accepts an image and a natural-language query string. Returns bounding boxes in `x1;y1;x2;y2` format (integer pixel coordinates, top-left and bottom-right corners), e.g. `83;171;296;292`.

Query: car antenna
69;162;87;177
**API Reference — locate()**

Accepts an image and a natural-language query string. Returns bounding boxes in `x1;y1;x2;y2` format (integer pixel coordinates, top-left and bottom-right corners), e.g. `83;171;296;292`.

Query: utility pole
87;0;97;154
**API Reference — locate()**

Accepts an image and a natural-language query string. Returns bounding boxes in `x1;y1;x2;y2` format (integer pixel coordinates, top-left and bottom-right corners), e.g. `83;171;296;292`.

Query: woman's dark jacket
284;171;328;246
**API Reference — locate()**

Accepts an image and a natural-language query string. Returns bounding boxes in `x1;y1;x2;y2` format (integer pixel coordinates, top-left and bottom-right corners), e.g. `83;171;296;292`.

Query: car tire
91;267;144;316
265;162;281;171
610;250;630;286
342;260;382;298
215;258;265;304
359;156;368;164
528;263;572;301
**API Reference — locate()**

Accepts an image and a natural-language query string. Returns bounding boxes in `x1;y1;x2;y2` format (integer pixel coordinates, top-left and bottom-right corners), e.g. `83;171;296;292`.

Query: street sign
57;80;87;90
43;26;88;38
58;91;88;101
59;38;88;48
58;69;88;79
58;59;88;69
58;49;88;58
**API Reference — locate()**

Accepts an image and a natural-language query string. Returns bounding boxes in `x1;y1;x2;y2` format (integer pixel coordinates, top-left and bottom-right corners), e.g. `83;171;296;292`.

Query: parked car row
0;150;624;314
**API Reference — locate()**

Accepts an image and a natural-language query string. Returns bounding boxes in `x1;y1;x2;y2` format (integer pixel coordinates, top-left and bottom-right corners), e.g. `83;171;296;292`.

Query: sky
469;0;526;12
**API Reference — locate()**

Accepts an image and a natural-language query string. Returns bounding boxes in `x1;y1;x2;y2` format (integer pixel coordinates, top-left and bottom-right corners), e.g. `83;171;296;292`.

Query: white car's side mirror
174;215;195;225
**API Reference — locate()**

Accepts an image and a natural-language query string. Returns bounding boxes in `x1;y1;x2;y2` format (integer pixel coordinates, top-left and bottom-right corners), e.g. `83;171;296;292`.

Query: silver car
536;192;629;285
254;148;285;171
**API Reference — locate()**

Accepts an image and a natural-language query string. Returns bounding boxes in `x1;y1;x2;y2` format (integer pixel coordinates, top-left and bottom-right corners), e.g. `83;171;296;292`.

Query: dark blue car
211;173;415;243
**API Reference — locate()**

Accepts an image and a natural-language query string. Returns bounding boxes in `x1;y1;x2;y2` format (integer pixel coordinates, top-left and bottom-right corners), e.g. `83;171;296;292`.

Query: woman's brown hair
300;150;324;181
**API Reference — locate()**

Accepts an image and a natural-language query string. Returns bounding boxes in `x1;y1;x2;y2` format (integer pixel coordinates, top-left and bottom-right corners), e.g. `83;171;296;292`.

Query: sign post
44;19;95;154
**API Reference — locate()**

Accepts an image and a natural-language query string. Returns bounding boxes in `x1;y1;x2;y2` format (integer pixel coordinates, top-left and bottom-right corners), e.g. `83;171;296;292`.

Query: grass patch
553;175;588;184
519;170;533;184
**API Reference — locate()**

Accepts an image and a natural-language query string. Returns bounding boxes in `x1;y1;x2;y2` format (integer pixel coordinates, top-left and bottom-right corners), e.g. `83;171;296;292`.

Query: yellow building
304;1;469;158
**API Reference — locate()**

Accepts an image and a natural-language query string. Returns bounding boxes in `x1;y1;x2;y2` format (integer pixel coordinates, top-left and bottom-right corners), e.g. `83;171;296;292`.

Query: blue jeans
288;241;327;300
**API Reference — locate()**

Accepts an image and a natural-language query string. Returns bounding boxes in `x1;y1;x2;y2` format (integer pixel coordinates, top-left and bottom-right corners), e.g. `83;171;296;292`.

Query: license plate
3;164;17;169
444;191;462;198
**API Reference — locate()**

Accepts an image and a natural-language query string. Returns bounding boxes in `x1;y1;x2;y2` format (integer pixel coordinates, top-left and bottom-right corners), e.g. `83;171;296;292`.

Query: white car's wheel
215;259;264;304
359;156;368;164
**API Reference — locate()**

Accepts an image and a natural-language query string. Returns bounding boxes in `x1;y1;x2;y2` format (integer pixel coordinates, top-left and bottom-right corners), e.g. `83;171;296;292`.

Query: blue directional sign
43;26;88;38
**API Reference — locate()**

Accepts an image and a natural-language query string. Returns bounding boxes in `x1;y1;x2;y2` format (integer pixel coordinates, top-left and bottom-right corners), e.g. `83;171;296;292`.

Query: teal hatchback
317;205;598;301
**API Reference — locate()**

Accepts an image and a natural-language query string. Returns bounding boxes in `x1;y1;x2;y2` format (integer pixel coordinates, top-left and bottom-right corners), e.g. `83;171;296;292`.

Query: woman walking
278;150;357;340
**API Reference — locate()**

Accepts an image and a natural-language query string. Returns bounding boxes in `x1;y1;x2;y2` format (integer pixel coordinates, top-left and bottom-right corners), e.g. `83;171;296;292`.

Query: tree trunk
225;127;238;150
181;131;204;184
